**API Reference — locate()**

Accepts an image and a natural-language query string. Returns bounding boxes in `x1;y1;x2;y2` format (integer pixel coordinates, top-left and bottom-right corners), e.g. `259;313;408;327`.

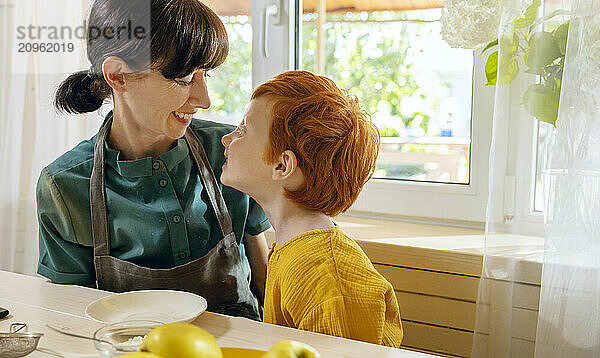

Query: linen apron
89;117;261;320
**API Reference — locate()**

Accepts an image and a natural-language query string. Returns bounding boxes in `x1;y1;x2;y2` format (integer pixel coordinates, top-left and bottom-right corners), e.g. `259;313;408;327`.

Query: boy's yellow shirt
263;225;403;347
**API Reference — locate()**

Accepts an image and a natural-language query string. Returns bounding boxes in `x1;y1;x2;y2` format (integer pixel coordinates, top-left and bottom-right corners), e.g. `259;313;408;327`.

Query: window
202;1;253;126
301;8;474;184
204;0;494;223
298;2;493;223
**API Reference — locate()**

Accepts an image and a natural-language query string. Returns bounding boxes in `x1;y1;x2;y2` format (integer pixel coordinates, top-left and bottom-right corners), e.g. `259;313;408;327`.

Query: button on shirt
36;116;271;285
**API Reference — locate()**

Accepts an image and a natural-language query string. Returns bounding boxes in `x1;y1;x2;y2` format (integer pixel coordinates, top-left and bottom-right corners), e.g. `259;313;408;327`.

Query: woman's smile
172;111;196;125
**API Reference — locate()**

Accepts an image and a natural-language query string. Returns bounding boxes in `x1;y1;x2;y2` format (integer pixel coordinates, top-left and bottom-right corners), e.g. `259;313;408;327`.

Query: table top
0;270;432;358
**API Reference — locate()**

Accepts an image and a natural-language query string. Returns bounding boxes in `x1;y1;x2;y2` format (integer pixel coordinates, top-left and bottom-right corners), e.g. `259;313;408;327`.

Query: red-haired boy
221;71;403;347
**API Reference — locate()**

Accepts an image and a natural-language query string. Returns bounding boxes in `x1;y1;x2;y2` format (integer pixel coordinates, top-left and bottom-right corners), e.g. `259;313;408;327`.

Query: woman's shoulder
44;136;96;178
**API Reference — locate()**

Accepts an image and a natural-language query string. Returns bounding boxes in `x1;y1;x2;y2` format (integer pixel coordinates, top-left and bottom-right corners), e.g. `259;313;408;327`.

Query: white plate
85;290;207;324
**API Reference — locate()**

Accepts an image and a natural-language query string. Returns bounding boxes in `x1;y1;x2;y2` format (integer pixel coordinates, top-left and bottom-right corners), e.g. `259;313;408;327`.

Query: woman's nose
188;75;211;109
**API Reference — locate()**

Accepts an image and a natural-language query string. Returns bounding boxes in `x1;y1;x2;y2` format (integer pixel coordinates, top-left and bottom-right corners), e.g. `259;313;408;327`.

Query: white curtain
471;4;547;354
0;0;103;275
472;0;600;356
535;0;600;355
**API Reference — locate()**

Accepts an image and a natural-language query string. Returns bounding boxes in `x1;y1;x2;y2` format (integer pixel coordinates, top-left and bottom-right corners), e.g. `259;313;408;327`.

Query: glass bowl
94;320;163;357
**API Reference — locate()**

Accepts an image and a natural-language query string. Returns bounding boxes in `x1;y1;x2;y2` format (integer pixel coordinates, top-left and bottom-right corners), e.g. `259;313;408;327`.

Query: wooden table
0;270;432;358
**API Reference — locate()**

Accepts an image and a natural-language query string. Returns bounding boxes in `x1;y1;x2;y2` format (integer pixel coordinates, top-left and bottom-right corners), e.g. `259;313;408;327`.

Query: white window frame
492;73;545;236
251;0;296;87
496;0;557;237
349;52;495;225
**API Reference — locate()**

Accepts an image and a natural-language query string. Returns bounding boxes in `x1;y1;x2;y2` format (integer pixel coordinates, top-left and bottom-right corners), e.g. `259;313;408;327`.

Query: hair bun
55;71;106;114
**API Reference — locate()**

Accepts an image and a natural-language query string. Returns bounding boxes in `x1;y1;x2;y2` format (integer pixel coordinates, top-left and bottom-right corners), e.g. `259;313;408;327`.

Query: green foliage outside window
302;12;428;130
209;12;448;136
207;16;253;117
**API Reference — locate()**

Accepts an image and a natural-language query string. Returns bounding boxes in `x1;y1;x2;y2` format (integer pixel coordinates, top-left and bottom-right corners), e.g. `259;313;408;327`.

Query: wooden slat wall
368;258;541;357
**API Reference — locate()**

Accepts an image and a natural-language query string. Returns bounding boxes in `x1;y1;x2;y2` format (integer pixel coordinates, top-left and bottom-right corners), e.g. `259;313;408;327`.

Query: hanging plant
482;0;570;126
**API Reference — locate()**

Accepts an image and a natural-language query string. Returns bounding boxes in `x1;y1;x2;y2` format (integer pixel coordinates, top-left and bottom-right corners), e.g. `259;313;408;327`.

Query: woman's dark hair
55;0;229;114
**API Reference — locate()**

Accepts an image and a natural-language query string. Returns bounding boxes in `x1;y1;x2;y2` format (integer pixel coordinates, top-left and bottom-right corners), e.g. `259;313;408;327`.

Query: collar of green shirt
103;137;190;178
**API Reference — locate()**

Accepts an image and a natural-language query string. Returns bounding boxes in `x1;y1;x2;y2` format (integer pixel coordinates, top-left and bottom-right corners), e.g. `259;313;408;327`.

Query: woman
36;0;270;320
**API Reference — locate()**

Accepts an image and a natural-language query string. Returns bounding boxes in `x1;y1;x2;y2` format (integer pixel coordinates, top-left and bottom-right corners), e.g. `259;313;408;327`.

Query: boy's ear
272;150;298;181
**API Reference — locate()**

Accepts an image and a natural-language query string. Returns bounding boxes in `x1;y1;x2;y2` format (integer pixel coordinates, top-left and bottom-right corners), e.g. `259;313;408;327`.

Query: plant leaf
523;83;559;126
498;57;520;85
485;51;499;85
530;9;570;30
486;50;520;86
499;33;520;60
482;39;498;53
525;31;562;73
514;0;542;29
552;22;570;55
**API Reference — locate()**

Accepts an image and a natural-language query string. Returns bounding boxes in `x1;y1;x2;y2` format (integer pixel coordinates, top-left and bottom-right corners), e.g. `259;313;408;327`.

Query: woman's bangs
151;0;228;79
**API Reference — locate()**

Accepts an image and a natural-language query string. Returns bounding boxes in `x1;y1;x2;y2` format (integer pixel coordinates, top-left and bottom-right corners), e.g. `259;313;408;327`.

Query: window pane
201;1;252;126
535;121;553;212
301;6;473;184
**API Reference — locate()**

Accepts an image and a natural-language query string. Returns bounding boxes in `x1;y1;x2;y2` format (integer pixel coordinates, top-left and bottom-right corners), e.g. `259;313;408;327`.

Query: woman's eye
176;80;193;86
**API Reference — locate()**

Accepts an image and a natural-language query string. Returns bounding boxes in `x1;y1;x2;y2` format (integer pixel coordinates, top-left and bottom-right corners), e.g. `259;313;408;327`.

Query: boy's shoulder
276;226;369;270
276;227;390;298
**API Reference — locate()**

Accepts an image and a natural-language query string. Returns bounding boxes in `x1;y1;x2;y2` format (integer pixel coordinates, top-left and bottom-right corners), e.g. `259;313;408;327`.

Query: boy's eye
235;125;247;135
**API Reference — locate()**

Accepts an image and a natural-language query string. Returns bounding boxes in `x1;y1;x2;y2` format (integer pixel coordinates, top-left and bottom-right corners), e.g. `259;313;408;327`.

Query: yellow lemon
139;322;222;358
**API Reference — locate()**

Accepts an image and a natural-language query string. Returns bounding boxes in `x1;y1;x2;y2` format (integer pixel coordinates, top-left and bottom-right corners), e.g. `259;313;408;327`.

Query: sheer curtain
0;0;103;275
470;3;547;355
535;0;600;355
471;0;600;356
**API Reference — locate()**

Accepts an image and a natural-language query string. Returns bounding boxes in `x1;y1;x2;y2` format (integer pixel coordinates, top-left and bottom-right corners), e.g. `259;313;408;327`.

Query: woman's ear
272;150;298;181
102;56;131;93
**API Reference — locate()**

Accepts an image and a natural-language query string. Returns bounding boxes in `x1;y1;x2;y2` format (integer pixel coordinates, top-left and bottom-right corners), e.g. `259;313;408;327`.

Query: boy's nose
221;132;232;147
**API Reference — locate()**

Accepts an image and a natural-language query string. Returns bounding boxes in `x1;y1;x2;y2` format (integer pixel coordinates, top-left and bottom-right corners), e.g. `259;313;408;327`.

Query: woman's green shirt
36;116;271;285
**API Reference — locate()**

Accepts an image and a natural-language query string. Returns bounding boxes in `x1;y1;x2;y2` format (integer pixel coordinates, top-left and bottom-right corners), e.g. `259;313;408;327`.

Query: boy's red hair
252;71;380;217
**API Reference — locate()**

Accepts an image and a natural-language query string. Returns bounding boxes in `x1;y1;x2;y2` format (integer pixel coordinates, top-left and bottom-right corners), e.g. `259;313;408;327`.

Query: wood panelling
374;264;480;301
359;241;484;277
402;321;473;357
396;292;476;331
375;263;541;311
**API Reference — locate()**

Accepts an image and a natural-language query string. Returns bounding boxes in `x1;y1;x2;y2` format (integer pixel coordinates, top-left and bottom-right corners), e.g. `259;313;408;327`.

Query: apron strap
90;116;112;257
90;119;235;252
184;128;234;237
